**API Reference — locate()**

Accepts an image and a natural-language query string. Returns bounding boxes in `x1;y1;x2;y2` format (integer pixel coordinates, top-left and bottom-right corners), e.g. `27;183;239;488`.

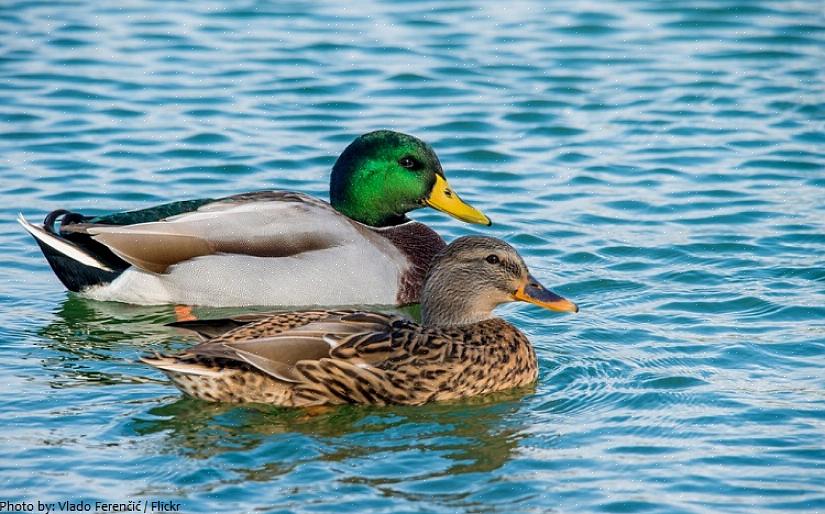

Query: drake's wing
83;192;358;273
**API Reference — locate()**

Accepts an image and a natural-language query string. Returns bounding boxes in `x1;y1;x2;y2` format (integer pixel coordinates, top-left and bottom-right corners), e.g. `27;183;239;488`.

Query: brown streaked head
420;235;578;327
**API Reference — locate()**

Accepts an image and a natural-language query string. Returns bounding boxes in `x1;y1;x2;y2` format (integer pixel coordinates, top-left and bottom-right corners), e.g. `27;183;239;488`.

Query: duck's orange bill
513;275;578;313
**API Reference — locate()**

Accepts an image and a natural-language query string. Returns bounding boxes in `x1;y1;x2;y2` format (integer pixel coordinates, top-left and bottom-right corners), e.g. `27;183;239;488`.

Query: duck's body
143;236;578;406
19;131;490;307
146;310;537;406
20;192;444;306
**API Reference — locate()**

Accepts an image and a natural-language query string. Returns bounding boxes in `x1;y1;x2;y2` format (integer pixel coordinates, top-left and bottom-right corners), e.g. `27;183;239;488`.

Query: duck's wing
75;192;360;273
166;313;272;341
174;311;402;383
167;312;279;339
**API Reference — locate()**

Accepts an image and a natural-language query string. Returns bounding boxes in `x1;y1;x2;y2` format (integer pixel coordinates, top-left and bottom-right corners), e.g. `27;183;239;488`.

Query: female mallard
142;236;578;406
17;131;490;307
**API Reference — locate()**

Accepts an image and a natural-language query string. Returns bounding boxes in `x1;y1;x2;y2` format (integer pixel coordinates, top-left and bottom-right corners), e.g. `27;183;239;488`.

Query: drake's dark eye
485;254;500;265
398;156;417;169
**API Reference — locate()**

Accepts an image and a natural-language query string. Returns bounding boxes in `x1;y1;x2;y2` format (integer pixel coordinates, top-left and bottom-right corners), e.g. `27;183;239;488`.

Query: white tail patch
17;213;113;271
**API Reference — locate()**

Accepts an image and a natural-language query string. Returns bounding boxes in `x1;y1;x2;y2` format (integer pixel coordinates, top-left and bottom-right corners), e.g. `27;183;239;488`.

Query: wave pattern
1;0;823;512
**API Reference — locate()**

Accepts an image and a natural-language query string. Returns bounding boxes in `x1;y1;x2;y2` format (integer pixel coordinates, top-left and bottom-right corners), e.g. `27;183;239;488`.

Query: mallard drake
141;236;578;406
18;130;490;307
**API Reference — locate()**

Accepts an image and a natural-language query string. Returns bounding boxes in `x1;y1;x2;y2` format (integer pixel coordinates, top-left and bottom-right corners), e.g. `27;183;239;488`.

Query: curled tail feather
42;209;91;235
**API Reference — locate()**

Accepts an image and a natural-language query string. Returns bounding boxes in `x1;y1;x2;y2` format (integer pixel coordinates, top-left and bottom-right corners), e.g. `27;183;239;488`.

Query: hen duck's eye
398;156;417;169
485;254;500;265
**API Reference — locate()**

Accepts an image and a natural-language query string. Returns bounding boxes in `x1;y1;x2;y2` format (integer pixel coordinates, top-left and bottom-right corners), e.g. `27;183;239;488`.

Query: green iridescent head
329;130;490;227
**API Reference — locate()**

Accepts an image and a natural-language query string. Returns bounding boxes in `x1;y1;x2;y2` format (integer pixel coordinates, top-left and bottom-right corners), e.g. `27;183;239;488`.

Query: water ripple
1;0;824;512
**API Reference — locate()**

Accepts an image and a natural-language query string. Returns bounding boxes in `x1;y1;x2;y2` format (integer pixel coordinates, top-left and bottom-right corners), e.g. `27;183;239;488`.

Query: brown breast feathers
375;222;447;305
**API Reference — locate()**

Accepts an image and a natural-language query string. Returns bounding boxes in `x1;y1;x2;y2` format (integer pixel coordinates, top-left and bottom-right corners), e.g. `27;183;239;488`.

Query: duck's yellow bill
514;275;578;313
424;174;491;226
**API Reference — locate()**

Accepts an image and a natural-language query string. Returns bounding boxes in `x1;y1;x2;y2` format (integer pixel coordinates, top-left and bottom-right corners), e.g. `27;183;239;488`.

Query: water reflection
130;388;533;482
41;295;178;346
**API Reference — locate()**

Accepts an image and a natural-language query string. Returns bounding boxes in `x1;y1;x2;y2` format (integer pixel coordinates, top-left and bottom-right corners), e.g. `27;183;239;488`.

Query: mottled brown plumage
142;236;578;406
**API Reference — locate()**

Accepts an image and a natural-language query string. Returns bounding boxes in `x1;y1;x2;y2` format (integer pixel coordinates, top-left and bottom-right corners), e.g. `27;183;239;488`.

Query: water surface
1;1;824;512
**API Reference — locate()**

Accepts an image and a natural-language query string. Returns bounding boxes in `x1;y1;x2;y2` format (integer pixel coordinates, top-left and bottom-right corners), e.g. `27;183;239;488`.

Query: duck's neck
422;307;496;328
332;197;407;227
420;280;499;327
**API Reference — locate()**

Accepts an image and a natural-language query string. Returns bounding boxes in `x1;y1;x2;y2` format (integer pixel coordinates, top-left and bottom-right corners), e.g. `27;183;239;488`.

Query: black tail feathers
35;239;123;292
21;210;126;293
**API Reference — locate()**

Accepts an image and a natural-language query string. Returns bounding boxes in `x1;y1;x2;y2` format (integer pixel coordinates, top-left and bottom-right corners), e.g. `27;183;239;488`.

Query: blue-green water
1;1;824;512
